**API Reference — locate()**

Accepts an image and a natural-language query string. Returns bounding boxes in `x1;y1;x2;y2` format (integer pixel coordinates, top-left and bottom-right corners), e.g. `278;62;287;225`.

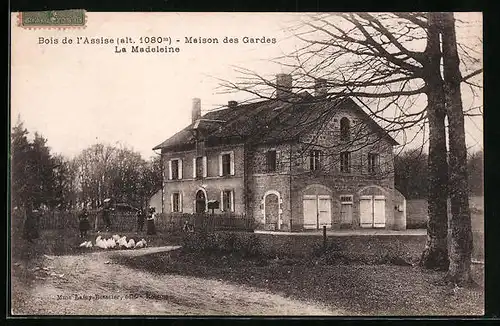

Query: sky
10;12;483;160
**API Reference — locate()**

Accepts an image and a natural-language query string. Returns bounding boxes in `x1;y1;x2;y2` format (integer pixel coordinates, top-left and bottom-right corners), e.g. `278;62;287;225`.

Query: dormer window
340;117;351;141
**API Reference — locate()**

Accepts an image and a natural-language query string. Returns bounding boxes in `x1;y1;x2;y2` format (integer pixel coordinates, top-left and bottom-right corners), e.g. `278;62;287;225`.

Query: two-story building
153;74;407;231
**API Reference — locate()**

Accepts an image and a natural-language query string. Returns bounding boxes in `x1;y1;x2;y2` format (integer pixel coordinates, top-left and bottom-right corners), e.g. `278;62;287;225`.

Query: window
169;159;182;180
340;117;350;141
368;153;379;173
193;156;206;178
340;152;351;173
309;150;322;171
172;192;181;212
221;190;234;212
222;154;231;175
266;150;277;172
219;151;234;176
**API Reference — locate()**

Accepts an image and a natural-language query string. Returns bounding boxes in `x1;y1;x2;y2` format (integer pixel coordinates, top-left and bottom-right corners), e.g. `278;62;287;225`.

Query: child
78;207;90;238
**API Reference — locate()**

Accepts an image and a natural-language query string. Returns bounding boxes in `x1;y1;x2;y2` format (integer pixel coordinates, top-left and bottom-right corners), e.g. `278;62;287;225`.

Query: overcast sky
11;12;483;160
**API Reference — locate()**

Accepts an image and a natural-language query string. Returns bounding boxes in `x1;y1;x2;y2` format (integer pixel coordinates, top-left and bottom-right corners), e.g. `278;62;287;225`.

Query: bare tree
440;12;475;285
218;12;482;272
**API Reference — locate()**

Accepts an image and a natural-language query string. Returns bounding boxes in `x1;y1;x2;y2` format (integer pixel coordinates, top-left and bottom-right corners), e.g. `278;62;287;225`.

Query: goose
79;241;89;248
134;240;144;249
106;238;116;249
112;234;120;242
127;239;135;249
96;238;108;249
117;236;128;248
140;239;147;247
86;241;93;248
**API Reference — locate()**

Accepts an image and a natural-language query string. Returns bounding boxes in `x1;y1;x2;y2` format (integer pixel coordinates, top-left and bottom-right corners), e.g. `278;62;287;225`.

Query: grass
114;248;484;316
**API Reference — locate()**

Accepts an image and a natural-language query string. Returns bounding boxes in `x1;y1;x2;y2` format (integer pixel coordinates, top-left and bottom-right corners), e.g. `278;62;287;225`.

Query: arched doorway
264;192;280;230
195;190;206;213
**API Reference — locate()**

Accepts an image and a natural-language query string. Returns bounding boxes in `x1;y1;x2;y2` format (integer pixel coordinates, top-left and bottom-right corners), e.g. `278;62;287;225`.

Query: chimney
275;73;293;99
228;100;238;108
192;98;201;123
314;78;328;97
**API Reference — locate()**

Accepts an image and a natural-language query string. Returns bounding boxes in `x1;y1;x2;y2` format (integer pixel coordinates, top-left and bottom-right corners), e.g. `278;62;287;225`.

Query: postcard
10;11;483;316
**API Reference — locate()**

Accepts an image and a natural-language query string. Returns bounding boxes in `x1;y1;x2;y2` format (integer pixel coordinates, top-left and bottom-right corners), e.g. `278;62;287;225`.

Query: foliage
467;150;483;196
72;144;161;209
394;148;482;199
181;231;263;258
11;118;162;212
11;120;65;210
394;149;429;199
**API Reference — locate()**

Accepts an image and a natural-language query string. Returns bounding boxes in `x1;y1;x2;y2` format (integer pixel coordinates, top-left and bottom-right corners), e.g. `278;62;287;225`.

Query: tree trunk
440;12;474;285
420;12;450;270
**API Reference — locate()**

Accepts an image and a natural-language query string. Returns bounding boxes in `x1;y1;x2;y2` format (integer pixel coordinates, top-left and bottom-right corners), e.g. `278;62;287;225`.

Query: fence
14;209;255;233
156;213;255;233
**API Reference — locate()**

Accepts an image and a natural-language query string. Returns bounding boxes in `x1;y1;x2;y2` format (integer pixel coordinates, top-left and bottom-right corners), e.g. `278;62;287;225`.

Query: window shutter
168;160;173;180
231;190;235;212
192;158;197;178
276;151;281;171
179;192;183;212
230;152;235;175
170;193;174;212
218;154;223;176
220;191;224;212
361;154;365;174
302;152;309;170
178;159;183;179
203;156;207;177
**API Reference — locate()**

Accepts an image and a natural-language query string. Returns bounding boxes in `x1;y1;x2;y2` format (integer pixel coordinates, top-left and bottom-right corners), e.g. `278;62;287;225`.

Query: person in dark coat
146;207;156;235
78;207;91;238
137;208;146;232
102;201;112;232
23;205;40;243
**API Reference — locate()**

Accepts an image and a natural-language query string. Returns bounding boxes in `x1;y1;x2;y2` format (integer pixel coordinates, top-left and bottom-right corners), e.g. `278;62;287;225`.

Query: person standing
102;200;112;232
23;204;40;243
136;208;145;232
146;207;156;235
78;207;90;238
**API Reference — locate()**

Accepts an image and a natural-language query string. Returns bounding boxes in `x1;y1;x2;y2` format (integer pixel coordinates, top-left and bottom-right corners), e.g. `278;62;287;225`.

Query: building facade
153;74;406;231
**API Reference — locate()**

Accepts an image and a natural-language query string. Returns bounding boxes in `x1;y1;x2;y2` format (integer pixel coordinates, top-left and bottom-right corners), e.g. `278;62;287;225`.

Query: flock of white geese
79;235;147;250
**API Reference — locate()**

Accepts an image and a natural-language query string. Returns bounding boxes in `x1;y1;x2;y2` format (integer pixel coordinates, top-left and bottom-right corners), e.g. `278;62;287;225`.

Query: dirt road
11;246;340;316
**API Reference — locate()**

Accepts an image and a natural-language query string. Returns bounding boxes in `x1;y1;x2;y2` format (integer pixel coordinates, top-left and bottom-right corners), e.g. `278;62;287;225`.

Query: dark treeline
395;148;483;199
11;119;162;211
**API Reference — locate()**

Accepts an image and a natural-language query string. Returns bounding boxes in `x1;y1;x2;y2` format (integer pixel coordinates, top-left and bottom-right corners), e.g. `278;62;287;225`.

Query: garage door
373;196;386;228
359;195;386;228
303;196;317;229
318;196;332;228
303;195;332;230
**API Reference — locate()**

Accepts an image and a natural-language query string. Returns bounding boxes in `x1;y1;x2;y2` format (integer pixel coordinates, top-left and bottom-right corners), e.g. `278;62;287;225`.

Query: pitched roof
152;93;398;151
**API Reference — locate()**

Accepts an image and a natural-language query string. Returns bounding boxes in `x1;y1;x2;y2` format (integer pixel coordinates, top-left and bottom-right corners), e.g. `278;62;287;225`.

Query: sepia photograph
9;11;483;316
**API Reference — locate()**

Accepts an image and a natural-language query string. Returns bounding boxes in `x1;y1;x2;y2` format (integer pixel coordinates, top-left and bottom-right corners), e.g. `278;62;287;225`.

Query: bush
181;231;263;258
311;238;345;257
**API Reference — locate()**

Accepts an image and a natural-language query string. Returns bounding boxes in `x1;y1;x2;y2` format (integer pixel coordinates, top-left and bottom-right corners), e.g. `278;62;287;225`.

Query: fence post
323;225;327;250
